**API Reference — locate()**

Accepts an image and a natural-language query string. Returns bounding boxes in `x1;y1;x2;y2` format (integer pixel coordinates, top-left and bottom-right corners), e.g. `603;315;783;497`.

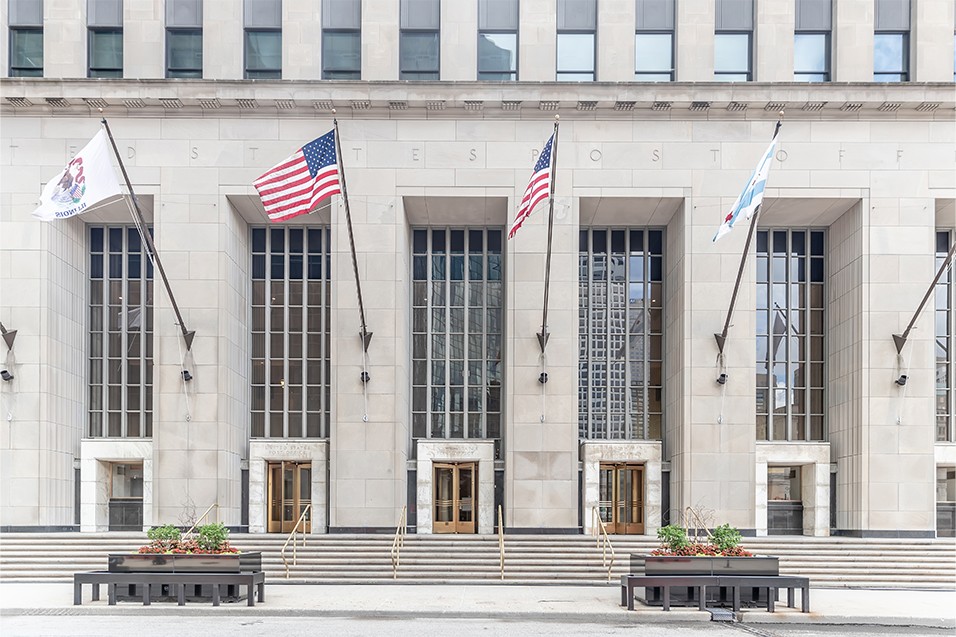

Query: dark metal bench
620;574;809;613
73;571;265;607
718;575;810;613
620;575;719;611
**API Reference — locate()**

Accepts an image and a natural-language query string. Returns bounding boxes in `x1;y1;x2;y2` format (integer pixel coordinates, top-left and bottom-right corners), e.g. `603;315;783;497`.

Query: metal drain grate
706;606;736;622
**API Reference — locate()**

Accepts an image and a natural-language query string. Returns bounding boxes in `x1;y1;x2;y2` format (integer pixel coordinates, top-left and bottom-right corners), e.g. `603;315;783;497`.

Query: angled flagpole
714;118;782;357
538;116;561;353
332;114;372;353
893;238;956;354
101;117;196;351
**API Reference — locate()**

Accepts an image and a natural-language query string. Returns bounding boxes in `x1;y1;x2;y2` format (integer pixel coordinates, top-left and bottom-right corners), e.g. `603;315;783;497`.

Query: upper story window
634;0;674;81
874;0;910;81
166;0;202;78
937;230;954;443
244;0;281;79
756;230;826;442
88;226;154;439
88;0;123;78
411;228;503;458
400;0;440;80
251;227;331;439
714;0;753;81
322;0;360;80
478;0;517;80
579;229;664;441
556;0;595;81
8;0;43;77
794;0;831;81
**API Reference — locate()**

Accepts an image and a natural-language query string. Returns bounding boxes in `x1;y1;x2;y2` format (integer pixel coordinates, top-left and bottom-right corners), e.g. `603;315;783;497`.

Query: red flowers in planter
137;523;241;555
650;543;753;557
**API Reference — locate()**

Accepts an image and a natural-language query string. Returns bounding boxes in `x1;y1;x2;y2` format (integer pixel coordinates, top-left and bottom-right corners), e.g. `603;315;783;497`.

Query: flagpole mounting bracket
714;333;726;355
537;331;550;353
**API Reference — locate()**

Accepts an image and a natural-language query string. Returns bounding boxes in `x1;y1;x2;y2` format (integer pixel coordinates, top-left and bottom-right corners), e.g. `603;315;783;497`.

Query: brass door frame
598;462;645;535
267;461;312;534
433;462;477;534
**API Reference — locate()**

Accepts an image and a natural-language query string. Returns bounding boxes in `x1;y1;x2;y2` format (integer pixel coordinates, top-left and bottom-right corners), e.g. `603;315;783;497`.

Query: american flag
254;130;341;223
509;133;554;239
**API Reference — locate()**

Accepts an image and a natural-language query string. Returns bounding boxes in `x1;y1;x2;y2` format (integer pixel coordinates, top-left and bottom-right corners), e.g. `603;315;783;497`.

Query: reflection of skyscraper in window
579;229;663;441
478;35;513;76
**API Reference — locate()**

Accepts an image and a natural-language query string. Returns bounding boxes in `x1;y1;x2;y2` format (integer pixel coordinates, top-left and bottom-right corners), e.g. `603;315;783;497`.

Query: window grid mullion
121;232;129;437
284;245;290;438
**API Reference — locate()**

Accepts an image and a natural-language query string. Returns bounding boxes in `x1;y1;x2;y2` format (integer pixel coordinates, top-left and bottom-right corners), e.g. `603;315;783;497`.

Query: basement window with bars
251;227;331;439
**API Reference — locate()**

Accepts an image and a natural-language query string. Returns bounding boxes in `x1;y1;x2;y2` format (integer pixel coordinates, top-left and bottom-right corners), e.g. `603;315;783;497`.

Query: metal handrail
390;506;407;579
280;504;312;579
183;503;220;538
497;504;505;580
591;506;615;582
682;506;710;542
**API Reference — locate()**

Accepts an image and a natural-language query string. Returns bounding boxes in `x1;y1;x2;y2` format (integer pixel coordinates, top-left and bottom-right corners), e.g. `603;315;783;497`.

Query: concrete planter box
630;554;779;607
108;552;262;574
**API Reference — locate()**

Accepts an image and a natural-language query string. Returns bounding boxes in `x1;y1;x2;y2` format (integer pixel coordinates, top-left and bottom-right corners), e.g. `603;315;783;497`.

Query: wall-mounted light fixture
716;373;728;385
895;374;907;386
181;370;193;382
1;370;13;382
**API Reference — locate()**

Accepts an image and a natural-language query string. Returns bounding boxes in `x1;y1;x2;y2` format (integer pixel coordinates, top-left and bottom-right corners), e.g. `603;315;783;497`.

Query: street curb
2;606;953;628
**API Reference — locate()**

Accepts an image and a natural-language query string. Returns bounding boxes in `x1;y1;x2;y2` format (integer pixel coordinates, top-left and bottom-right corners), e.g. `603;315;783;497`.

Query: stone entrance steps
1;533;953;589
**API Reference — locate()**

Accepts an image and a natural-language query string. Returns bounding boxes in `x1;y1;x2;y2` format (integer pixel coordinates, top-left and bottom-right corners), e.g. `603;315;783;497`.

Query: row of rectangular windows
8;0;953;81
83;224;955;446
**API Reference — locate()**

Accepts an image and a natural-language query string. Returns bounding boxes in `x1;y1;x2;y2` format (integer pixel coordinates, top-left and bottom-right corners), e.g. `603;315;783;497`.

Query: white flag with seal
32;129;123;221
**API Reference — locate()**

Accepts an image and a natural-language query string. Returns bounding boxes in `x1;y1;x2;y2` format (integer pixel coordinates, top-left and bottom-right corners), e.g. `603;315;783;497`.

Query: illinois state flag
32;129;123;221
253;130;341;223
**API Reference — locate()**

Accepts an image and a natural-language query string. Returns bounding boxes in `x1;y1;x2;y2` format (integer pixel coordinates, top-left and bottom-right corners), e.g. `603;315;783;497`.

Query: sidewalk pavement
1;582;953;628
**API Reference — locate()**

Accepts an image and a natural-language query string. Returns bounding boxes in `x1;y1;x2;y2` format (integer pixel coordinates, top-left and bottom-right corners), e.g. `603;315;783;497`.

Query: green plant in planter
146;524;181;552
196;522;230;552
709;523;742;553
657;524;689;552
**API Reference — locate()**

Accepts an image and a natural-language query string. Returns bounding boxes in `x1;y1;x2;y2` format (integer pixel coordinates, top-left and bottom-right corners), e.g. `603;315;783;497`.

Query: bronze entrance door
433;462;477;534
598;463;645;534
267;461;312;533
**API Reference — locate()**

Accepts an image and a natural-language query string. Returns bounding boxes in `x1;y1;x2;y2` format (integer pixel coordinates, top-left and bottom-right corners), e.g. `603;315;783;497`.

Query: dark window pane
167;29;202;77
9;28;43;75
89;29;123;77
400;31;439;77
245;30;281;76
323;30;361;76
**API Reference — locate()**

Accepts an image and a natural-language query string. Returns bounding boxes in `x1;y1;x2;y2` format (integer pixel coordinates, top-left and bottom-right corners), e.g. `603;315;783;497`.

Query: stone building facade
1;0;954;538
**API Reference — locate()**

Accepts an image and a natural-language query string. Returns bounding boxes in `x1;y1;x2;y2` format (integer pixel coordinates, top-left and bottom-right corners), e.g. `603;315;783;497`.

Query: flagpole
893;238;956;353
100;117;196;351
332;114;372;353
714;119;781;357
537;116;560;354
